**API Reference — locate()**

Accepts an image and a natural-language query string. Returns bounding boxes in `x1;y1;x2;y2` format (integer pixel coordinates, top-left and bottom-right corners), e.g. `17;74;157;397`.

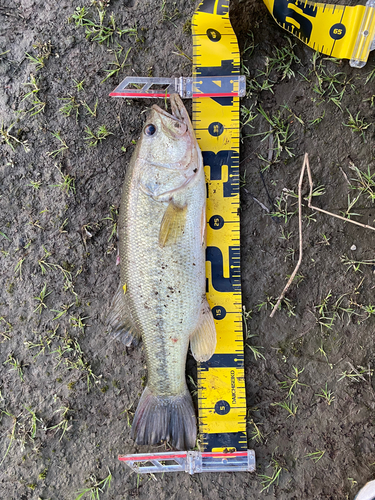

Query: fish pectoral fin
159;201;187;248
106;283;141;347
190;299;217;362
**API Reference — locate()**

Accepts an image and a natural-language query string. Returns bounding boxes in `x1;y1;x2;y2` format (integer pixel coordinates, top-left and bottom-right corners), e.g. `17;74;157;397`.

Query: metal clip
110;76;246;98
350;0;375;67
119;450;256;475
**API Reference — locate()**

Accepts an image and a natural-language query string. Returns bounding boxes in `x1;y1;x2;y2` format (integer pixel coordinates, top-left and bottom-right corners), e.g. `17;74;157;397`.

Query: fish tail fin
131;386;197;450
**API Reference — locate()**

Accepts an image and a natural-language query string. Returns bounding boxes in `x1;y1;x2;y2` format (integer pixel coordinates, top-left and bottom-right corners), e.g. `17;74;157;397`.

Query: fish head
135;95;202;201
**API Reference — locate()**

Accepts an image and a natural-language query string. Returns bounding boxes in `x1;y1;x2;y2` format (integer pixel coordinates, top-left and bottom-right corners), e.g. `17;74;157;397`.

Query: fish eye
144;124;156;136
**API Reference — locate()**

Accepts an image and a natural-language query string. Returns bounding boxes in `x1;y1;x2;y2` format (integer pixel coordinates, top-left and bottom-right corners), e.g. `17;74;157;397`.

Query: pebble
351;245;356;251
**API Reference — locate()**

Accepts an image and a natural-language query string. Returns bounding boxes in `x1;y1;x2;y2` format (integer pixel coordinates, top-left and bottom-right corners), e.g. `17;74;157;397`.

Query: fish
107;94;217;450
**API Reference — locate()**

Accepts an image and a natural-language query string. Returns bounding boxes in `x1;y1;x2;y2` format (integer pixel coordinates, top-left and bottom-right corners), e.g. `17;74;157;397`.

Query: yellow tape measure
263;0;375;67
192;0;247;452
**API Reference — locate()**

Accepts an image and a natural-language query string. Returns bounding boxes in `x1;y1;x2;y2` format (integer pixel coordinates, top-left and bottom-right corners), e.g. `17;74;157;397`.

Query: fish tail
131;386;197;450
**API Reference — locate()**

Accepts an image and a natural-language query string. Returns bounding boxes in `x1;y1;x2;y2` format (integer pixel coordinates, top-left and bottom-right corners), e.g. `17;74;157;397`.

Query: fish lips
151;94;192;140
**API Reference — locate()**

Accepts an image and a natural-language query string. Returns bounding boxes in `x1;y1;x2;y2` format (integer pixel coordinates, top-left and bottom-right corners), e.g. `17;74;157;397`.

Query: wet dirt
1;0;375;499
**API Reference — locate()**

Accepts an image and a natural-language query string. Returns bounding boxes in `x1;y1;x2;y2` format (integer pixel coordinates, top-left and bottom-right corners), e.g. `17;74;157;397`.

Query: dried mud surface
1;0;375;499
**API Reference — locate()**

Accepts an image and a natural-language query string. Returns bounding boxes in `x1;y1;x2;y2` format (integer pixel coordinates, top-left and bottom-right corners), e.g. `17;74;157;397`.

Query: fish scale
120;167;205;395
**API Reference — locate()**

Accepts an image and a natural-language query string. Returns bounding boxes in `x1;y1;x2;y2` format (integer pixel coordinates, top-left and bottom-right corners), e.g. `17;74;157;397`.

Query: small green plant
39;468;48;480
71;6;136;46
187;375;198;397
103;205;118;243
172;44;193;63
38;246;52;275
0;230;10;241
28;180;42;190
249;418;264;443
51;166;75;196
20;74;46;116
160;0;181;26
256;294;276;312
318;233;331;246
47;131;69;157
70;315;90;335
250;105;295;160
315;383;335;405
315;342;333;368
74;469;112;500
0;317;13;341
340;193;361;220
59;95;80;121
349;164;375;203
343;109;371;142
120;402;135;427
242;305;252;326
272;400;298;418
84;125;113;146
259;457;285;493
73;78;85;91
240;104;258;131
314;290;338;331
25;327;58;357
246;335;265;361
338;365;373;383
243;305;265;359
33;283;51;314
25;52;45;71
25;41;52;70
51;303;74;321
101;44;132;83
279;366;307;398
305;450;325;462
309;111;325;126
82;99;98;117
0;122;29;152
269;190;298;224
279;227;293;241
14;256;26;279
4;353;24;381
0;411;16;466
341;254;375;274
48;405;73;440
268;37;301;80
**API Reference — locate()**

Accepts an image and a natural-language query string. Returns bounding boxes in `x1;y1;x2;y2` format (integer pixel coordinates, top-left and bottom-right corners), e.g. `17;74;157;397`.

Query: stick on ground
270;153;375;318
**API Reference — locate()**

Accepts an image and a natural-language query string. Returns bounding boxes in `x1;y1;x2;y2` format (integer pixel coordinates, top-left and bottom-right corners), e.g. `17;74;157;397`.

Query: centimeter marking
192;0;247;452
262;0;375;64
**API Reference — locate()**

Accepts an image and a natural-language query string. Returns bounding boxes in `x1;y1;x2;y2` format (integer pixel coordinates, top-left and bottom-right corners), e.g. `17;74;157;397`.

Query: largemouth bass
107;94;217;450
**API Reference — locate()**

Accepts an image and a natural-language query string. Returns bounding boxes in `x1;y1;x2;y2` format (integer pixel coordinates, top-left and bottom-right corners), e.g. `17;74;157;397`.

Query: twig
270;153;375;319
270;153;306;317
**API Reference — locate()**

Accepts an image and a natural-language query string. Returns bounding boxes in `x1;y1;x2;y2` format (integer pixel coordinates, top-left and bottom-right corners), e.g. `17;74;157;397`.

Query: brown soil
1;0;375;499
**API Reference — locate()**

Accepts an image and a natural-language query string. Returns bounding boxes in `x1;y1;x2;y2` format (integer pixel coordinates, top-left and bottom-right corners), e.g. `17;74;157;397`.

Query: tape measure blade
262;0;371;63
193;0;247;452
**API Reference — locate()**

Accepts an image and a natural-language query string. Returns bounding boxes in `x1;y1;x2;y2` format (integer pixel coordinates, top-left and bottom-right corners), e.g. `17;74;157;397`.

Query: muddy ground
1;0;375;498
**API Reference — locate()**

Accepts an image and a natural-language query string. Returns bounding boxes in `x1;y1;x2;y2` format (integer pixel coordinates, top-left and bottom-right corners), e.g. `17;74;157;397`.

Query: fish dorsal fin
159;201;187;248
106;283;141;346
190;299;217;362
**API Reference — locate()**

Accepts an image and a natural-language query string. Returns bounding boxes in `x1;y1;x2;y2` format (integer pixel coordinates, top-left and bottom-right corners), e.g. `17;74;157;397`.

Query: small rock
351;244;356;251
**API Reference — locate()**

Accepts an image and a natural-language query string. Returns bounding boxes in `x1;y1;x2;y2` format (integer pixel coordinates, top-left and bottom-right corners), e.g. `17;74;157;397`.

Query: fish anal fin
106;283;141;347
159;201;187;248
190;299;217;362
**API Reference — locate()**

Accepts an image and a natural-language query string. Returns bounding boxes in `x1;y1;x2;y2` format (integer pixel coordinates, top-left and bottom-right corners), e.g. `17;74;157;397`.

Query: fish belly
120;176;206;397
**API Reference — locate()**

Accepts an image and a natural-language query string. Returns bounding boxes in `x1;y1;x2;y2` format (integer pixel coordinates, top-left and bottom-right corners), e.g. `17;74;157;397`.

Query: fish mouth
151;94;193;138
